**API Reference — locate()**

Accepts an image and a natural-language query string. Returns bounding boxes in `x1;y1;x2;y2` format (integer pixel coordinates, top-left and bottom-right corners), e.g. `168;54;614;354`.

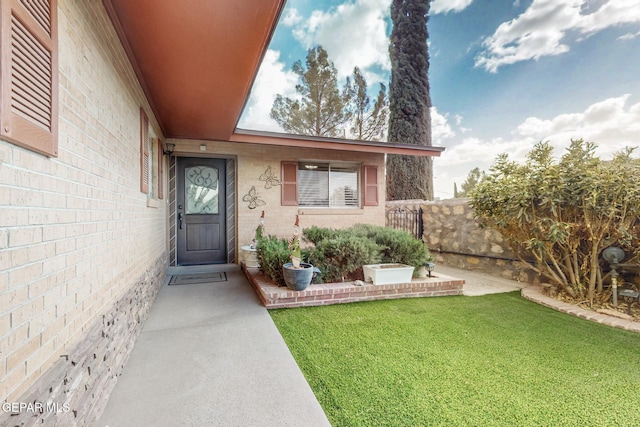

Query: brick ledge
521;285;640;333
242;265;464;309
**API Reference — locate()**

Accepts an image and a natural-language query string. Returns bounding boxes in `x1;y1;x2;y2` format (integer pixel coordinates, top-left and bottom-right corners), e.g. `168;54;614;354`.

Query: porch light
163;143;175;156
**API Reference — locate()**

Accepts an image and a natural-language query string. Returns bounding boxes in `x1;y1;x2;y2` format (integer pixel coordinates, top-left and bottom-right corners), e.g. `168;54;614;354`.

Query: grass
270;293;640;426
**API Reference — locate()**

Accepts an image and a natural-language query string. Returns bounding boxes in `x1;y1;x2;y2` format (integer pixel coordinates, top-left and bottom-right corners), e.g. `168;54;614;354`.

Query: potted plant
282;215;319;291
252;210;265;248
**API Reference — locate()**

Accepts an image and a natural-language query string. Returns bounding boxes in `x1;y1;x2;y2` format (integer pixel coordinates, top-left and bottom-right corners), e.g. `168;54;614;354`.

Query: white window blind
298;162;359;208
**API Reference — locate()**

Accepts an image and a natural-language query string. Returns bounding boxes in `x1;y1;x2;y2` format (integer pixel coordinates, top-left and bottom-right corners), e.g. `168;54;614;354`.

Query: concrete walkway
437;265;529;296
97;264;331;427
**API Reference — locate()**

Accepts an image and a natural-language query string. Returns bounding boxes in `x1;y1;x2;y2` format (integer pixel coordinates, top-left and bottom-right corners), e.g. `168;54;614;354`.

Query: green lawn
270;293;640;427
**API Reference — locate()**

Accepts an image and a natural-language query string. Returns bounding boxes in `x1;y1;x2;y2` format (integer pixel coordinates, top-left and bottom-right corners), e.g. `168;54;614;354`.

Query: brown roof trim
230;129;445;157
103;0;164;136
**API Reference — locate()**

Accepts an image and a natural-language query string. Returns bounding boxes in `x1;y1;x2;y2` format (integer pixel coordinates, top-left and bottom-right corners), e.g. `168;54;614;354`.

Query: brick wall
1;0;167;422
167;139;387;251
0;257;164;426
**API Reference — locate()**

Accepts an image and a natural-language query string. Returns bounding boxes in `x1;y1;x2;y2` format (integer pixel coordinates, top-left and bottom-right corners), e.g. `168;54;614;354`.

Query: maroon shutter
363;165;379;206
140;108;149;193
1;0;58;157
281;161;298;206
157;138;164;199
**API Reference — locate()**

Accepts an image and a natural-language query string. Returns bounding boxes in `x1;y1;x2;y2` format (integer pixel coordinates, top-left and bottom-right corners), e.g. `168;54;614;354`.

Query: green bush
348;224;431;268
256;236;290;287
301;224;430;282
257;225;431;285
307;234;382;282
303;225;340;245
471;140;640;302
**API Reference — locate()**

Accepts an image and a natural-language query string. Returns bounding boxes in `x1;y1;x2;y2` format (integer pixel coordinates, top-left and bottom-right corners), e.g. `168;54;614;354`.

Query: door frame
169;155;236;266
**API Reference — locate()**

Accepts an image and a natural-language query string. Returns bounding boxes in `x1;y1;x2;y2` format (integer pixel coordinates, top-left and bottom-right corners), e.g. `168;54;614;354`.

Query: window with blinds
298;162;359;208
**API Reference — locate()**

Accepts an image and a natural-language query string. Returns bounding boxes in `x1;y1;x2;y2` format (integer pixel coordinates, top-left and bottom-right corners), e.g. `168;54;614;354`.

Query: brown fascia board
103;0;166;137
230;129;445;157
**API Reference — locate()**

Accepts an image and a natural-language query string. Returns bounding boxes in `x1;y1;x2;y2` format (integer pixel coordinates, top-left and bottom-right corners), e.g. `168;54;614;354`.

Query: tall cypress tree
387;0;433;200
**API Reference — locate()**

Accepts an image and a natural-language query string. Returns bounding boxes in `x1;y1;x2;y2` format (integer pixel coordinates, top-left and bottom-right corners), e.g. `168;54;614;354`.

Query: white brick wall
0;0;167;403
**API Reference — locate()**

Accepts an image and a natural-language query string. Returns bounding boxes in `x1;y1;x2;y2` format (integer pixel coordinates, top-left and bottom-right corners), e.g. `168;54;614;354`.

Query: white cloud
236;50;298;132
432;94;640;199
431;107;457;142
578;0;640;33
291;0;391;82
431;0;474;15
476;0;640;72
433;135;532;198
282;8;303;26
514;94;640;157
618;29;640;40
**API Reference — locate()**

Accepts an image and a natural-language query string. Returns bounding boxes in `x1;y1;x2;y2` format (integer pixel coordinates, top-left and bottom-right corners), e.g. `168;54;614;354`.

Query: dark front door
177;158;226;265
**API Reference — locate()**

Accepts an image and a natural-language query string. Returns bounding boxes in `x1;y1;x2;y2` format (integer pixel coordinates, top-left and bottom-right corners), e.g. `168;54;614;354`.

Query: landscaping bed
243;265;463;309
256;224;433;287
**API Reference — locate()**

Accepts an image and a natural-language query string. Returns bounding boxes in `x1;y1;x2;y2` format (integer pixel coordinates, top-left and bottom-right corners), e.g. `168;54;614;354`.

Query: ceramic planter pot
282;262;320;291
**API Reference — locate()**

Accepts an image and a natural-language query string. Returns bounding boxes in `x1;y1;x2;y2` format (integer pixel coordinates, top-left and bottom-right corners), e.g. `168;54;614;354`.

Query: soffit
104;0;285;140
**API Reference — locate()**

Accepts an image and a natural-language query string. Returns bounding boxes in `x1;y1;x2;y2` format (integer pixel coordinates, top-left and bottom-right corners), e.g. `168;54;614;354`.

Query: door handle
178;213;184;229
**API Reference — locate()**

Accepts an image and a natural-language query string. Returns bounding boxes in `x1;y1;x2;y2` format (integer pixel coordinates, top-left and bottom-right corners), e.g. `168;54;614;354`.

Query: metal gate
385;207;423;240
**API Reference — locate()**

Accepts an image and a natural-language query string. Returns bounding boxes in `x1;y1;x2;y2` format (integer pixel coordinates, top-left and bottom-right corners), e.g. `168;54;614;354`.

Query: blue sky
238;0;640;199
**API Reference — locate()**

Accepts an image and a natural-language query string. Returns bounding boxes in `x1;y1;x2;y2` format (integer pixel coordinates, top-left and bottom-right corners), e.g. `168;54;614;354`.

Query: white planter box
363;263;415;285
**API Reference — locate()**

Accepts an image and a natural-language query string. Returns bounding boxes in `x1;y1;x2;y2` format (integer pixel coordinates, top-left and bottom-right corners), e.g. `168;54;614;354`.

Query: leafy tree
455;167;485;198
386;0;433;201
471;140;640;304
270;46;351;137
346;67;388;141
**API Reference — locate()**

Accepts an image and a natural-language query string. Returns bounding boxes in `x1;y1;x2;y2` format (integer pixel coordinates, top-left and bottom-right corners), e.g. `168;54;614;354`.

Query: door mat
169;272;227;285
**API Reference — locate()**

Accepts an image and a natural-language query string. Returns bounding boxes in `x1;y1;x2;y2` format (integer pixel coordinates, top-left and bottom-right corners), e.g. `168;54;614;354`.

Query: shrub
307;234;382;282
470;140;640;303
348;224;431;268
303;225;340;245
256;236;290;287
257;224;432;286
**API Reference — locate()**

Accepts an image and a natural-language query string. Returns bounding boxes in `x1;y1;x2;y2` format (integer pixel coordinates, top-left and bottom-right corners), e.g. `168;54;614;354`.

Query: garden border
242;265;464;309
522;285;640;333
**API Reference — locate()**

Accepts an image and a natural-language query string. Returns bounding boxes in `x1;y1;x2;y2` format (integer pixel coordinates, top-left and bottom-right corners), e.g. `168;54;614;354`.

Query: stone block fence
387;199;540;285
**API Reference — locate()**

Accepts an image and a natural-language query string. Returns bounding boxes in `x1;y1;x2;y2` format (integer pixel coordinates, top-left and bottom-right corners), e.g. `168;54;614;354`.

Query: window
140;108;149;193
140;108;164;201
298;162;359;208
156;139;164;199
0;0;58;157
281;161;379;208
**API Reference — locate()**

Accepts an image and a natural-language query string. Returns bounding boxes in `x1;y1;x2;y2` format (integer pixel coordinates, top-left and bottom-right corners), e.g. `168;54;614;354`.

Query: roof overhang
104;0;286;140
231;129;444;157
